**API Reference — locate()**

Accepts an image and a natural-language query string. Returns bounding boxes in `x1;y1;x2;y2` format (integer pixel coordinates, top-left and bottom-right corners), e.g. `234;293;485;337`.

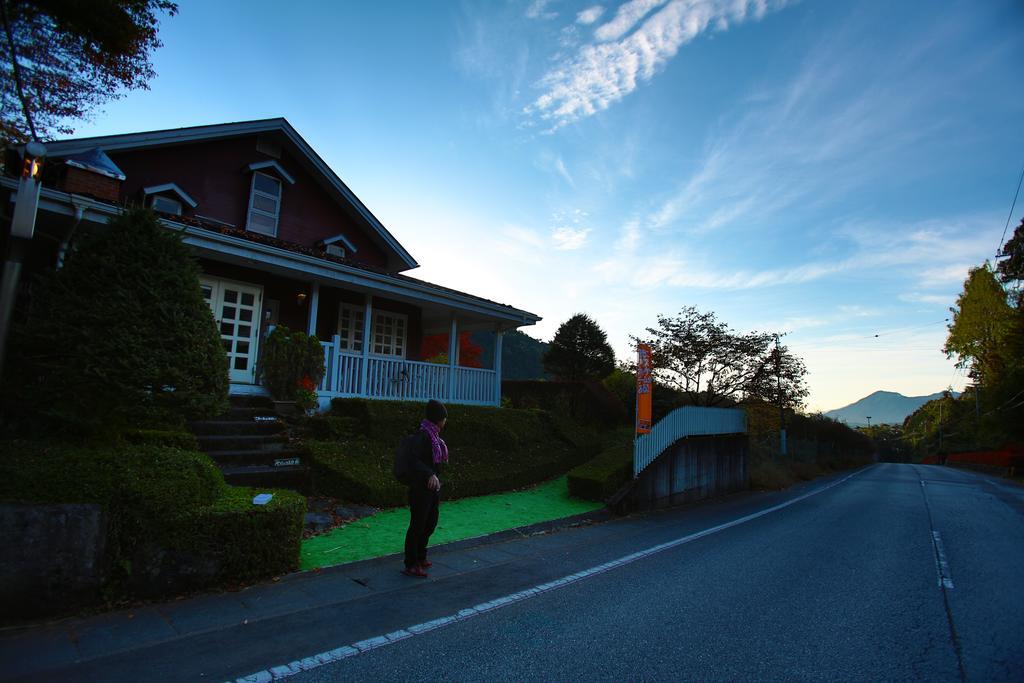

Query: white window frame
150;194;183;216
246;171;282;236
336;303;365;354
326;244;346;258
371;310;407;358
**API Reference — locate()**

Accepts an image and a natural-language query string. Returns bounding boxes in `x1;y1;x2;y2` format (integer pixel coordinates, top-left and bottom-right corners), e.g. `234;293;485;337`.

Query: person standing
402;399;448;578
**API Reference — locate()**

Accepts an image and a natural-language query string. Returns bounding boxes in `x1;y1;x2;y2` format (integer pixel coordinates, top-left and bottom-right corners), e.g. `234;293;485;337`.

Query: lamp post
0;141;46;380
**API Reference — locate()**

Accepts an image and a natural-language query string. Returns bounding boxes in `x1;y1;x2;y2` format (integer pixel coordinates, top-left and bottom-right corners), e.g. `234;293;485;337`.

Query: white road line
931;530;955;590
234;468;867;682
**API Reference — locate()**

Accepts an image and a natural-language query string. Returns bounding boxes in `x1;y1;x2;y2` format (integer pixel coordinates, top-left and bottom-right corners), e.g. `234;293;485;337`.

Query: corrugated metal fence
634;406;747;478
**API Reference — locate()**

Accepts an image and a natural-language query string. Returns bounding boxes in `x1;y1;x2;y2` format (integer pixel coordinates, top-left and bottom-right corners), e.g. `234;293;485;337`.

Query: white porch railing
634;406;746;478
319;342;497;406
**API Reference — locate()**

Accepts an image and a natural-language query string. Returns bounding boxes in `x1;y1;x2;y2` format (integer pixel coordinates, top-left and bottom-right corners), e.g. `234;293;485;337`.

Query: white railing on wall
633;406;746;478
319;343;496;406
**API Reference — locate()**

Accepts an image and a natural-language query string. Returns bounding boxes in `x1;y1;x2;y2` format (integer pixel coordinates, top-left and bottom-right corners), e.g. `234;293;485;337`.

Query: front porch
318;347;498;405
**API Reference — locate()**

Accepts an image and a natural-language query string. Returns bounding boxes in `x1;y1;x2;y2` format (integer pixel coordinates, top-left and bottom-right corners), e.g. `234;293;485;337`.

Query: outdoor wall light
296;292;308;306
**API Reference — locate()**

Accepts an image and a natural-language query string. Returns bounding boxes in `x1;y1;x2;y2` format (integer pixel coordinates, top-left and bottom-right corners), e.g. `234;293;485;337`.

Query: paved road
13;464;1022;681
293;464;1023;682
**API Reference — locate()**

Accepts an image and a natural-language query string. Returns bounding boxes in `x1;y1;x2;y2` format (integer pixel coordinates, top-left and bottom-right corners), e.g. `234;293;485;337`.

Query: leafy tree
943;264;1015;387
997;218;1024;306
543;313;615;381
3;207;228;433
420;331;483;368
500;329;549;380
1;0;177;142
637;306;807;408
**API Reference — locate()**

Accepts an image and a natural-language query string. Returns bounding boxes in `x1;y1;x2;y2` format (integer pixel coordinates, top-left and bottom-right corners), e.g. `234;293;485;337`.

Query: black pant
405;485;439;568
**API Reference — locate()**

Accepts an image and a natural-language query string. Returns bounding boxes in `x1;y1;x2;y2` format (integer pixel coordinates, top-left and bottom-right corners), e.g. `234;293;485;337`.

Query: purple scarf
420;419;448;464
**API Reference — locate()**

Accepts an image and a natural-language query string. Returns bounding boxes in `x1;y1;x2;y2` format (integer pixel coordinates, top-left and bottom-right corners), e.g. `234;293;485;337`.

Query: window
337;303;365;353
336;305;406;358
372;311;407;358
150;194;182;216
326;244;346;258
247;172;282;236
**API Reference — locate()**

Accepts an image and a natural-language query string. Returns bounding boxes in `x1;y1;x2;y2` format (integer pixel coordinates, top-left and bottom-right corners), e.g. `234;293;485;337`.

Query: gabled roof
41;118;419;272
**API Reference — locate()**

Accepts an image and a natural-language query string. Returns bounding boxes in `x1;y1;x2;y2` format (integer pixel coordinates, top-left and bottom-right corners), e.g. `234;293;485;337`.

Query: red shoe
420;559;432;568
402;565;428;578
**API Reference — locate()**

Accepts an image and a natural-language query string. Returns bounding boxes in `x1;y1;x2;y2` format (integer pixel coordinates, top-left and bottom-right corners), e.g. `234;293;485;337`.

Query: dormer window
143;183;196;217
320;233;358;260
151;195;182;216
247;172;281;235
244;160;295;237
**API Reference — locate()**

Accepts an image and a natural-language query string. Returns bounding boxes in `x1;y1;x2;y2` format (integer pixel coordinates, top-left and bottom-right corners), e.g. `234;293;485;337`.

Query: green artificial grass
300;475;602;570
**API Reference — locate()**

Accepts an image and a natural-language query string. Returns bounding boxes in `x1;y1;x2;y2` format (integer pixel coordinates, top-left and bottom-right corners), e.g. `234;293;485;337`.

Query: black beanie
426;399;447;424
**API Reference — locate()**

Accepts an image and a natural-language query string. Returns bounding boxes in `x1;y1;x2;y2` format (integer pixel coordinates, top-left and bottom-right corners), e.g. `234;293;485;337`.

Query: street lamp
0;140;47;379
866;416;872;428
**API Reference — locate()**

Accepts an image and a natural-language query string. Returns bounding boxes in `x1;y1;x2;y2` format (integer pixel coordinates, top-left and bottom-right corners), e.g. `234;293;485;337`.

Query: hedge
304;398;602;507
567;442;633;502
0;440;304;611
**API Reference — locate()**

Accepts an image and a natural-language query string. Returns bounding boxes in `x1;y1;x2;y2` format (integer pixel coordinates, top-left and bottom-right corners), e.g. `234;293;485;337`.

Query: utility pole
775;334;787;458
0;141;46;381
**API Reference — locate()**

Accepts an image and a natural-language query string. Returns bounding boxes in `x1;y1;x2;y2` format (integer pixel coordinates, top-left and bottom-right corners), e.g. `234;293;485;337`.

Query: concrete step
204;448;303;467
221;464;311;495
227;395;275;409
196;434;289;453
189;419;285;437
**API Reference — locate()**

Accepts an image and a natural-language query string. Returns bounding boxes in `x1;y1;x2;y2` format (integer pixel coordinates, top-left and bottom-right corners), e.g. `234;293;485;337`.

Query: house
1;119;540;407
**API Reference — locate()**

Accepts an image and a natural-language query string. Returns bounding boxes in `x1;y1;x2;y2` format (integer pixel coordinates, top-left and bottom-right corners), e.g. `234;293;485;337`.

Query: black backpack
393;433;421;486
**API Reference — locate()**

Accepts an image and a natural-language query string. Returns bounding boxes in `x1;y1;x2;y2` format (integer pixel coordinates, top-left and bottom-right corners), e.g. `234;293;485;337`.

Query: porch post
307;282;320;336
360;295;373;397
446;315;458;401
493;327;504;407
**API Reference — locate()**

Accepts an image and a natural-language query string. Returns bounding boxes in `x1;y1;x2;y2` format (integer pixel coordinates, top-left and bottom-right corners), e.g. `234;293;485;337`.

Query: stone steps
190;396;311;495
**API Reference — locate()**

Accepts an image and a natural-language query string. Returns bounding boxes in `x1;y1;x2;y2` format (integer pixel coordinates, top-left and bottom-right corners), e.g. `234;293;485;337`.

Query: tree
637;306;808;408
997;218;1024;306
420;331;483;368
943;264;1015;387
543;313;615;381
1;0;177;142
3;207;228;433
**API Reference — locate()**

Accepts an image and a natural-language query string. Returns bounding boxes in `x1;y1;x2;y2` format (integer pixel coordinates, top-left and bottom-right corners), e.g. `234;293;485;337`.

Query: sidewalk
0;506;613;682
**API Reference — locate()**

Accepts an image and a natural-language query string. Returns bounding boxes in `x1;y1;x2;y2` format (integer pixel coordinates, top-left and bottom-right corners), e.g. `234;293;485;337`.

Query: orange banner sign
636;343;653;434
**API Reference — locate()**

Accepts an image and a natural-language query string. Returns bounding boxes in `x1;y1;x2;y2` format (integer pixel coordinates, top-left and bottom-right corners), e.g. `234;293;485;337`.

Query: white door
200;277;263;383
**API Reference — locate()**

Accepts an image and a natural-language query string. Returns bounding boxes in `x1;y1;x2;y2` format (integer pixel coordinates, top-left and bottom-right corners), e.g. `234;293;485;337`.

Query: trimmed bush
0;440;303;611
122;428;199;451
502;379;625;424
166;486;305;583
3;208;228;435
259;325;325;401
305;398;601;506
567;443;633;502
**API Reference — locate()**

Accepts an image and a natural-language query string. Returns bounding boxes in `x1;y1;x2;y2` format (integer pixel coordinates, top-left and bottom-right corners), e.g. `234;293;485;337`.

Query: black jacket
407;429;444;488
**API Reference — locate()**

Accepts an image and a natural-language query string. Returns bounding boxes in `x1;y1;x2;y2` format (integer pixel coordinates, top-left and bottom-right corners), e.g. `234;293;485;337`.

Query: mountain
470;329;551;380
823;390;959;427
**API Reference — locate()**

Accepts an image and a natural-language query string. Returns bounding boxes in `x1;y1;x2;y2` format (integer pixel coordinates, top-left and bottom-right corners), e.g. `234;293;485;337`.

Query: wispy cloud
552;226;592;249
525;0;557;20
592;215;995;291
577;5;606;25
527;0;790;128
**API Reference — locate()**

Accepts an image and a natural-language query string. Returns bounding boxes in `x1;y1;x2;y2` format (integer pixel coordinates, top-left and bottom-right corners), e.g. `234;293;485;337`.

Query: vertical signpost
636;343;653;435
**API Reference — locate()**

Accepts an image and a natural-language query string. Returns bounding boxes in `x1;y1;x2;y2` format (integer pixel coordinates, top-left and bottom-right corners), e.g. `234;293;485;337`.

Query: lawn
300;475;602;570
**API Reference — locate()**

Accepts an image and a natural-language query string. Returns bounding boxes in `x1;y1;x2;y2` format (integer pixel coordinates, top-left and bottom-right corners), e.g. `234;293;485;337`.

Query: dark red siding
109;136;389;267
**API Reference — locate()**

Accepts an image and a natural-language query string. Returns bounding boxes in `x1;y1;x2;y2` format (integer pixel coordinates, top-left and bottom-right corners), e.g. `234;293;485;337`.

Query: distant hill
824;390;958;427
470;329;550;380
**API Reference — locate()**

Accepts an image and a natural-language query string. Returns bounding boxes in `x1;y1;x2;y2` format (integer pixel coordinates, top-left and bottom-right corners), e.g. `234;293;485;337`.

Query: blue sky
71;0;1024;411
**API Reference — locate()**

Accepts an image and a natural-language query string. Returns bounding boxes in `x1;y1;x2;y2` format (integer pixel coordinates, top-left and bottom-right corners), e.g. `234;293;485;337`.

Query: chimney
60;148;125;203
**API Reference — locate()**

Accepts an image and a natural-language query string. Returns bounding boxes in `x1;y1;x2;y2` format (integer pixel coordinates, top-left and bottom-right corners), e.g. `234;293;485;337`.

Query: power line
997;160;1024;257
